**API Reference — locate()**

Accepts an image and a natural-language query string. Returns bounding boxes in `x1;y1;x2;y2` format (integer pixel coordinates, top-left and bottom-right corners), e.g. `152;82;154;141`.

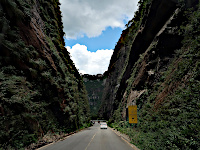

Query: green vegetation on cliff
100;0;199;149
0;0;90;149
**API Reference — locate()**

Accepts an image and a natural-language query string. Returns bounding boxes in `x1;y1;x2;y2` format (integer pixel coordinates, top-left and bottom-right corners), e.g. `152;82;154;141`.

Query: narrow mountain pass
39;123;134;150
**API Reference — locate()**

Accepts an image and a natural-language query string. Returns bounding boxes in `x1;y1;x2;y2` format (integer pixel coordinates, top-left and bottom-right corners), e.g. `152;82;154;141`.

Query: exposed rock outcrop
99;0;199;149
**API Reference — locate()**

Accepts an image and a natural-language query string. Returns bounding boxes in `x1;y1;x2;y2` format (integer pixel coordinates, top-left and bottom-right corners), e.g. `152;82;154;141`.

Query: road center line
85;131;97;150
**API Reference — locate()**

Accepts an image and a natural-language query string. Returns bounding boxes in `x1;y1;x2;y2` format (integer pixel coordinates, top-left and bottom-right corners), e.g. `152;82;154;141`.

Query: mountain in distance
82;74;105;119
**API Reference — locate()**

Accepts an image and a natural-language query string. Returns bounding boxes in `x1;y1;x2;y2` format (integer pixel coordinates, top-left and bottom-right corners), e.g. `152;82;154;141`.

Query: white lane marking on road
84;131;98;150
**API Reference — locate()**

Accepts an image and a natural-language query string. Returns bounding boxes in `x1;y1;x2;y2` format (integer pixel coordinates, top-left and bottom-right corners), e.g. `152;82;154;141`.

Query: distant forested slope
82;74;105;119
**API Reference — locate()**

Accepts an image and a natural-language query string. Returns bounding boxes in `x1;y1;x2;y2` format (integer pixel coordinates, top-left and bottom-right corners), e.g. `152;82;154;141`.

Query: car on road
100;122;107;129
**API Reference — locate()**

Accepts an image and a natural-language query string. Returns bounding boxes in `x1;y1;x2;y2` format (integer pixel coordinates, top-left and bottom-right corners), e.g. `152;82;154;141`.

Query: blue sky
60;0;139;75
64;27;123;52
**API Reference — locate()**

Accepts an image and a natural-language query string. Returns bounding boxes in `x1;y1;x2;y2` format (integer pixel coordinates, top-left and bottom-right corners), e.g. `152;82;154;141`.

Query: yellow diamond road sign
128;105;137;124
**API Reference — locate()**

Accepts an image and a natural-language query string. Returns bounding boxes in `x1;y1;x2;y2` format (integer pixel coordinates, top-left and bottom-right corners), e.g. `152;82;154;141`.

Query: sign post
128;105;137;124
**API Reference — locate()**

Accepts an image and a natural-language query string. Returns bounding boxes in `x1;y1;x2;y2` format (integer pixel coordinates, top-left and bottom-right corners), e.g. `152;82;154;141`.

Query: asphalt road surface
40;123;134;150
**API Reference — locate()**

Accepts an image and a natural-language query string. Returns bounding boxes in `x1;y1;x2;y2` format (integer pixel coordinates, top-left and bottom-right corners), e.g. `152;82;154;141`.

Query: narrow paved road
40;123;134;150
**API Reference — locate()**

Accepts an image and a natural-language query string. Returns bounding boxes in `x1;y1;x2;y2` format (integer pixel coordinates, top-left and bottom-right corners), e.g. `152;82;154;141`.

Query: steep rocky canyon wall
0;0;90;148
100;0;199;149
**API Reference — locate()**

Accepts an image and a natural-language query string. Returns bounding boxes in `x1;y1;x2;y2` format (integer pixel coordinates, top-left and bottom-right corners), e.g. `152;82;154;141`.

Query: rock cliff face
100;0;199;149
0;0;90;148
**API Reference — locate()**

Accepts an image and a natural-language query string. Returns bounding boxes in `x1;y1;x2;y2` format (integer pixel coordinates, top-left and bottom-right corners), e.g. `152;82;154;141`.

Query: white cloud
60;0;139;39
66;44;113;75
